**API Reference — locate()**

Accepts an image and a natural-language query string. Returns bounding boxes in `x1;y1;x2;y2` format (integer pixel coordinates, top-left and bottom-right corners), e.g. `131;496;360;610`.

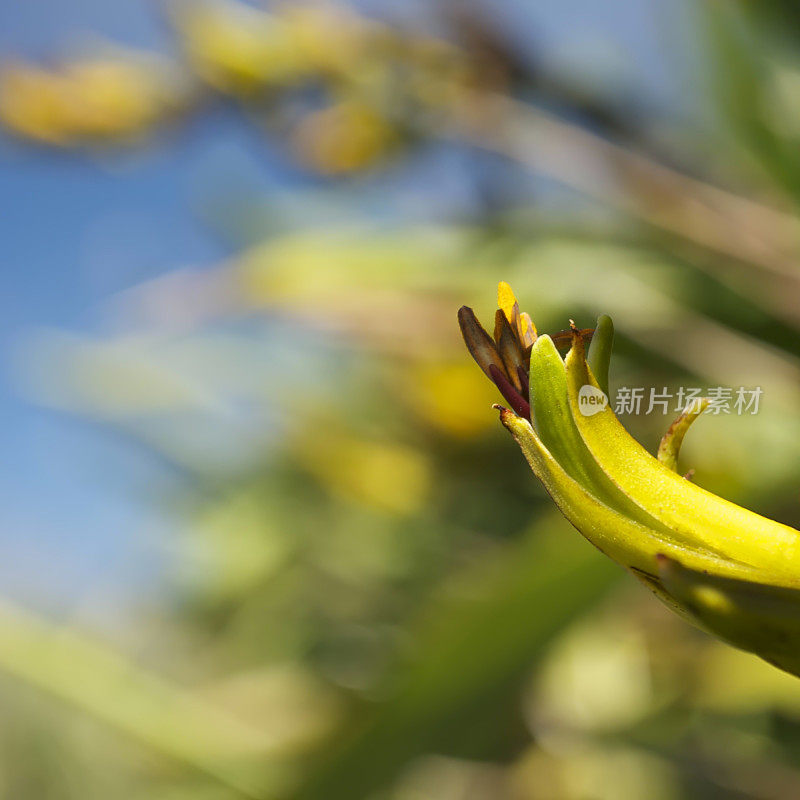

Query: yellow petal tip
497;281;518;322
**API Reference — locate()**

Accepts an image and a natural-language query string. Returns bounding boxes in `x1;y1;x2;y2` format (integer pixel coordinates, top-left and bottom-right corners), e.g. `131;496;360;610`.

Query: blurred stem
0;599;270;798
700;0;800;207
443;91;800;313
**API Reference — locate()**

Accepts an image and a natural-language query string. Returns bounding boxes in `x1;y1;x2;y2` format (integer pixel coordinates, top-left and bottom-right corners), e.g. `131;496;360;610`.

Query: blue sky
0;0;686;617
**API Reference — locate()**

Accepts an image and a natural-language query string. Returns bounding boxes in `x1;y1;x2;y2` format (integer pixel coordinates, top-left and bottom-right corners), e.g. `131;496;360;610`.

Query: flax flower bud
459;283;800;678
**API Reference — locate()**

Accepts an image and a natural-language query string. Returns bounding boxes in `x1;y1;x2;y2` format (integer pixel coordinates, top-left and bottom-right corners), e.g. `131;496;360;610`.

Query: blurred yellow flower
293;427;430;516
406;361;498;437
172;0;310;94
291;100;397;174
0;54;186;145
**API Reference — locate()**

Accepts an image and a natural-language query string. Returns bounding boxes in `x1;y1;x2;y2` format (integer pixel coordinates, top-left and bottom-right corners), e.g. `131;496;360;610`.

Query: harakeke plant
459;283;800;678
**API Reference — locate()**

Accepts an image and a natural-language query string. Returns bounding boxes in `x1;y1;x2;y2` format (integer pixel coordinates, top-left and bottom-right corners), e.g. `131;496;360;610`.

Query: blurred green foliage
5;1;800;798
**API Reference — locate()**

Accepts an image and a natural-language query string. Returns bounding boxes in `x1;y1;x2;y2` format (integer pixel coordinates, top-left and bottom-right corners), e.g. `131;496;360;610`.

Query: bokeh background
4;1;800;798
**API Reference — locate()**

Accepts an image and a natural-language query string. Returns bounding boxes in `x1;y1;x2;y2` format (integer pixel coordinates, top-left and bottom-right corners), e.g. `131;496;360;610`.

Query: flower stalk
459;283;800;678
